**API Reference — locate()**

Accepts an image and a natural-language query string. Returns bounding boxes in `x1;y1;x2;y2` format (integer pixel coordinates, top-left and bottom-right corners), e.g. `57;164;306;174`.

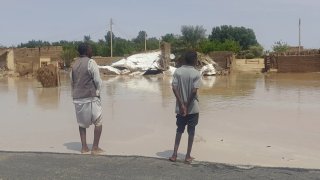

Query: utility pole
144;32;147;52
298;18;301;55
110;18;113;57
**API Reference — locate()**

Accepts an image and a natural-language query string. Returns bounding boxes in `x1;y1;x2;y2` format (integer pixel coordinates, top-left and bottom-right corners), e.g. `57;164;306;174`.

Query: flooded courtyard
0;72;320;169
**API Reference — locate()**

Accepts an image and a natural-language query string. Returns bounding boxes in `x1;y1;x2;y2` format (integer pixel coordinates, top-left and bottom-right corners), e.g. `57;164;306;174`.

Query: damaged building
0;46;62;76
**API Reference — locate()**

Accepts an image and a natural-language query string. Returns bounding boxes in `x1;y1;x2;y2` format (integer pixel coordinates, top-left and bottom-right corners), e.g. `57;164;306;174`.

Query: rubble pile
196;53;217;76
99;51;164;76
36;64;59;87
98;51;219;76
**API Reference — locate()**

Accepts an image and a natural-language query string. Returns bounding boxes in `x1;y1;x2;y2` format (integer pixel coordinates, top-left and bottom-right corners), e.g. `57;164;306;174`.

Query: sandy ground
0;73;320;169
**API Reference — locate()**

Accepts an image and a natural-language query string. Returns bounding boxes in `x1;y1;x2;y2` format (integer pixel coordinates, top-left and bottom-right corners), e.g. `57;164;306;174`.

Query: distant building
0;46;62;75
287;46;304;52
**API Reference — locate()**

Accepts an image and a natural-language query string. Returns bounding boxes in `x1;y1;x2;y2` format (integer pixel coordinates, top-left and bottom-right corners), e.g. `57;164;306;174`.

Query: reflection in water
0;78;8;92
0;77;61;109
16;79;30;104
200;73;260;98
33;87;60;109
201;76;216;88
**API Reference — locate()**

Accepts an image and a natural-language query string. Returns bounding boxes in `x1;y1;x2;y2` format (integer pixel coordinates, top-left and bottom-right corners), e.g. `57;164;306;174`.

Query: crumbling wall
6;49;15;71
13;48;39;76
158;42;171;70
93;56;123;66
0;50;7;68
277;55;320;73
11;46;63;75
208;51;234;69
40;46;63;62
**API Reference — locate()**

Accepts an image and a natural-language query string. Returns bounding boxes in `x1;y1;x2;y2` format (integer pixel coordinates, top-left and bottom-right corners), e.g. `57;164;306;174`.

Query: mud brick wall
40;46;63;62
0;50;7;68
13;48;40;74
13;47;62;74
208;51;233;69
159;42;171;70
277;55;320;72
14;48;39;63
93;56;123;66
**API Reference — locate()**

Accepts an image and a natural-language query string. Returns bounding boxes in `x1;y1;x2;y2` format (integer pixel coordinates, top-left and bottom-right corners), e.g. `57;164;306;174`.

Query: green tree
181;25;206;49
248;45;264;57
96;39;108;56
209;25;258;50
161;33;176;44
61;45;78;68
18;40;51;48
83;35;91;43
113;37;135;56
147;37;160;50
133;31;147;52
105;31;115;46
272;41;289;53
199;39;240;53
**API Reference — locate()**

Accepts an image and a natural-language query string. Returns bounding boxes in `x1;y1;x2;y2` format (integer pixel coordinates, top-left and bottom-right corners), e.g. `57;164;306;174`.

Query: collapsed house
99;43;219;76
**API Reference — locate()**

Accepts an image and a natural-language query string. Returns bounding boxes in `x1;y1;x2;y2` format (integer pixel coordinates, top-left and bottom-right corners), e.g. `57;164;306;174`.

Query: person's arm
186;88;198;109
89;59;102;97
70;70;74;97
172;72;187;116
172;87;187;116
186;72;201;108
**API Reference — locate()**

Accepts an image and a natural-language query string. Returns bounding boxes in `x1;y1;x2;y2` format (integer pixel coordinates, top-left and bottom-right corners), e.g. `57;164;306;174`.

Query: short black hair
78;43;88;56
185;51;197;65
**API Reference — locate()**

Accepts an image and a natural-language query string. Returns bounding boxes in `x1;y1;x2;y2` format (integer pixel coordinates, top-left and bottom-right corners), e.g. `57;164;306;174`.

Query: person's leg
79;126;89;153
185;134;195;161
185;113;199;162
169;132;182;161
91;125;103;154
91;101;104;155
170;115;186;161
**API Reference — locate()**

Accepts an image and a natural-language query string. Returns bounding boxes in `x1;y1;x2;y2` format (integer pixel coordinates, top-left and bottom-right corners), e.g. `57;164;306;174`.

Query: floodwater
0;72;320;169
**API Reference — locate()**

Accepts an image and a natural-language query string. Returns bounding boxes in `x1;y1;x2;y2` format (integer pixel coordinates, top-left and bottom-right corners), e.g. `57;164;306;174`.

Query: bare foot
169;155;177;162
81;147;90;154
91;147;105;155
185;156;195;164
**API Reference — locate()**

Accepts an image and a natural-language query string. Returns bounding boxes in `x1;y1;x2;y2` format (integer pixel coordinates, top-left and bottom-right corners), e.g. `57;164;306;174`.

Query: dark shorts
176;113;199;136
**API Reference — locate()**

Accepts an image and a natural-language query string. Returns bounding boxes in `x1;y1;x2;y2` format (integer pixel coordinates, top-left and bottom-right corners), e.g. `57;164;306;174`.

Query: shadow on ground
63;142;93;152
156;150;186;160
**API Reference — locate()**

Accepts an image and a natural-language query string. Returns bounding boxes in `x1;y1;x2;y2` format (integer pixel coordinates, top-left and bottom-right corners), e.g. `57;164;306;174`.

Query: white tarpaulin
111;51;161;71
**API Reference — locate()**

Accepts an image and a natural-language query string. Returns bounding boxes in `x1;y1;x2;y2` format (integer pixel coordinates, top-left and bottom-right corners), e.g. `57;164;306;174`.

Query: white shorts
74;99;102;128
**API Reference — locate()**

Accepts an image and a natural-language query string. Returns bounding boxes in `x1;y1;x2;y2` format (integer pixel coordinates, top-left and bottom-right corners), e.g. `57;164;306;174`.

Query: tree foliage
181;25;206;49
18;40;51;48
272;41;289;53
61;44;78;68
209;25;258;50
199;39;241;53
248;45;264;57
16;25;262;59
161;33;176;44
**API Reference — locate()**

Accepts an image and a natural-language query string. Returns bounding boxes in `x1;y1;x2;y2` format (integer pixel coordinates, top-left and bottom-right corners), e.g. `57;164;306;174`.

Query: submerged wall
277;55;320;73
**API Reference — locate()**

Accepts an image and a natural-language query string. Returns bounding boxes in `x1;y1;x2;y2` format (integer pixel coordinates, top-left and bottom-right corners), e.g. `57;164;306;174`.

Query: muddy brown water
0;72;320;169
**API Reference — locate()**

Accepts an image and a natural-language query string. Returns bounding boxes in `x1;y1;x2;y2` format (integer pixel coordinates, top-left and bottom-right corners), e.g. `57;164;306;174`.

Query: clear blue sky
1;0;319;50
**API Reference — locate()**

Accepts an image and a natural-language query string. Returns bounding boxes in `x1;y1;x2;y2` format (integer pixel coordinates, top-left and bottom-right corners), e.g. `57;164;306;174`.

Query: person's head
78;43;88;56
86;45;93;58
184;51;197;66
